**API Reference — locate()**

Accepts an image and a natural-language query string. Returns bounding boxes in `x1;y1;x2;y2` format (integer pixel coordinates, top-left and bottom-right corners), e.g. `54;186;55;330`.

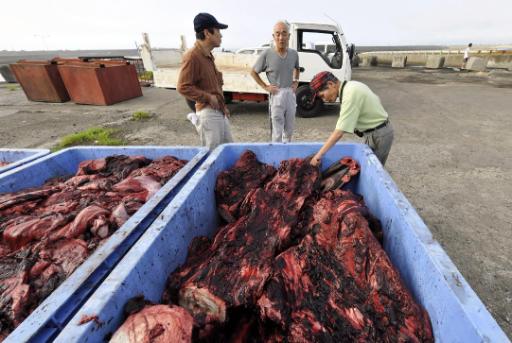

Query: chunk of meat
66;205;110;238
166;157;320;327
109;305;193;343
320;157;360;192
110;203;130;228
258;190;433;342
0;252;32;330
3;214;72;249
215;150;276;223
77;155;150;177
129;156;188;184
0;187;59;212
113;176;162;201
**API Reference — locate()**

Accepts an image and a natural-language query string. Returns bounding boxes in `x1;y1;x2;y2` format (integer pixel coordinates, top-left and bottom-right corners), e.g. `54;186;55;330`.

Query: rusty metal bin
0;65;17;83
57;62;143;105
9;60;70;102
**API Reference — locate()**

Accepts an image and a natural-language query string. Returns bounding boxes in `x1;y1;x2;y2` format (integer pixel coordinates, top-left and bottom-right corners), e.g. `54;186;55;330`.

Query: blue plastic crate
54;143;508;343
0;148;49;174
1;145;208;343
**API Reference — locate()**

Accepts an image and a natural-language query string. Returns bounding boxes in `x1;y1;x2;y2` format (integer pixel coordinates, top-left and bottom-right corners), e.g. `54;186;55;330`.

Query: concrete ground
0;67;511;337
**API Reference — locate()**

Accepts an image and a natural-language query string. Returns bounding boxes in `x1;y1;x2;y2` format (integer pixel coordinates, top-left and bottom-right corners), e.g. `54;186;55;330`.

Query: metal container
57;62;143;105
9;60;70;102
0;65;17;83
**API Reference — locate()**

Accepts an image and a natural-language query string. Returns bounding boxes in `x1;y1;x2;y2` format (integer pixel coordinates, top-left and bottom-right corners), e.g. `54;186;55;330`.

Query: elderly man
251;21;300;143
309;71;394;167
177;13;233;150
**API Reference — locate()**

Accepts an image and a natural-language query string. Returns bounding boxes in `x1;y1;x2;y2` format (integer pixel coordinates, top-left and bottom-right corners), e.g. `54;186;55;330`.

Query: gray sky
1;0;511;51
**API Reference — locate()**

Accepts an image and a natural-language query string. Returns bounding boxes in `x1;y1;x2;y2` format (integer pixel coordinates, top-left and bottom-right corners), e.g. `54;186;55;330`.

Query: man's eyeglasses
273;31;289;37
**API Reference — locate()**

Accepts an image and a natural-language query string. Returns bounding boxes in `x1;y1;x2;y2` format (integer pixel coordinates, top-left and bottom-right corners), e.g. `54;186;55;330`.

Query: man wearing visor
309;71;394;166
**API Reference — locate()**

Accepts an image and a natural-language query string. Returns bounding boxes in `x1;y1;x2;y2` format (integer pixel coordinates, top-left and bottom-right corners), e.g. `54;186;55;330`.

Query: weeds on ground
131;110;152;121
52;127;124;151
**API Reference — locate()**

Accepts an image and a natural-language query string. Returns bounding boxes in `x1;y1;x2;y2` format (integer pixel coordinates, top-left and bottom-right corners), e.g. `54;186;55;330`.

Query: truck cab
289;22;353;116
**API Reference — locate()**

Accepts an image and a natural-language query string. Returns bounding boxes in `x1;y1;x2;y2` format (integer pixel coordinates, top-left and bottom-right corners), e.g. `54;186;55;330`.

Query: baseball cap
194;13;228;32
309;71;337;94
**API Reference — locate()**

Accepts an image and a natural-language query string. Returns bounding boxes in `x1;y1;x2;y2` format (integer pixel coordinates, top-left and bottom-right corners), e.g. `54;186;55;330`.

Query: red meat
109;305;193;343
0;154;188;339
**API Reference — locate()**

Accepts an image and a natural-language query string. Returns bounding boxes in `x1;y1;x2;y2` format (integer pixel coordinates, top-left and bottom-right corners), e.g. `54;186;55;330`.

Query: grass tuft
131;110;152;121
52;127;124;151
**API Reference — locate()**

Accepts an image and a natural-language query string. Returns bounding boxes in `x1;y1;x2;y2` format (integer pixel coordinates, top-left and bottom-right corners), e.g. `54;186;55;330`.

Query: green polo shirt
335;81;388;133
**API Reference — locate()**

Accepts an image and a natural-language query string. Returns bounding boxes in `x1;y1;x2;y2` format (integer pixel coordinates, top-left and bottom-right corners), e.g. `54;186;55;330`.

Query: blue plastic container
0;148;49;174
53;143;509;343
1;146;208;343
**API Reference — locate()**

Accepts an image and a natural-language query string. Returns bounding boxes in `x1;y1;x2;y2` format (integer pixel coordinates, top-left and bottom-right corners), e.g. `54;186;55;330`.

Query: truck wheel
185;99;196;112
296;85;323;118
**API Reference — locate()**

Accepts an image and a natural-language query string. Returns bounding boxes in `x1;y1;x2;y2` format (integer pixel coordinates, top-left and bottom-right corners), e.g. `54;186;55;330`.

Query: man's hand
209;94;221;110
310;154;322;167
292;81;299;92
223;107;230;118
266;84;280;95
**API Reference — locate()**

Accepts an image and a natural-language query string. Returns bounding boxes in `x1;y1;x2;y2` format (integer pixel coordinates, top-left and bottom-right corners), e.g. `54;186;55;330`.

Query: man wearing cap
177;13;233;150
309;72;394;166
250;21;300;143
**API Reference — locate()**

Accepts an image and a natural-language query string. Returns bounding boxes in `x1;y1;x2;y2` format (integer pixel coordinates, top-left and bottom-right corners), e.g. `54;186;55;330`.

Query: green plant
6;84;18;91
52;127;124;151
131;110;152;121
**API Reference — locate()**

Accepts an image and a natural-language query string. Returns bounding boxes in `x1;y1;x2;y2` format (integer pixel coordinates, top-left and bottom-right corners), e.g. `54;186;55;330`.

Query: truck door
296;30;345;81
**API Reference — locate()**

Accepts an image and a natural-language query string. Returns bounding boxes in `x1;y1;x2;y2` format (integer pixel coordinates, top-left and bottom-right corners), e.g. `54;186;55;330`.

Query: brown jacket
177;42;227;113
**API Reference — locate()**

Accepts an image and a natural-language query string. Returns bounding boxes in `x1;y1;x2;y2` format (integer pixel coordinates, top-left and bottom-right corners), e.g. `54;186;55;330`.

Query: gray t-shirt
253;48;299;88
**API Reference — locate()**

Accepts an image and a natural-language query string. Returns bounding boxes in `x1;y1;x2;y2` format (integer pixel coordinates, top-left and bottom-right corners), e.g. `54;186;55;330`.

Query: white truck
139;22;355;117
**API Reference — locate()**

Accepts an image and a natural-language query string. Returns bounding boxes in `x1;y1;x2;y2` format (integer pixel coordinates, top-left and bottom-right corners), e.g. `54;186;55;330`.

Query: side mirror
348;43;356;61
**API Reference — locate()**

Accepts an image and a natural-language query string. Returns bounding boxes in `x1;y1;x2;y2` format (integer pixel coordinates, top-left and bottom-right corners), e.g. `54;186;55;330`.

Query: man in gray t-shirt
251;21;300;143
